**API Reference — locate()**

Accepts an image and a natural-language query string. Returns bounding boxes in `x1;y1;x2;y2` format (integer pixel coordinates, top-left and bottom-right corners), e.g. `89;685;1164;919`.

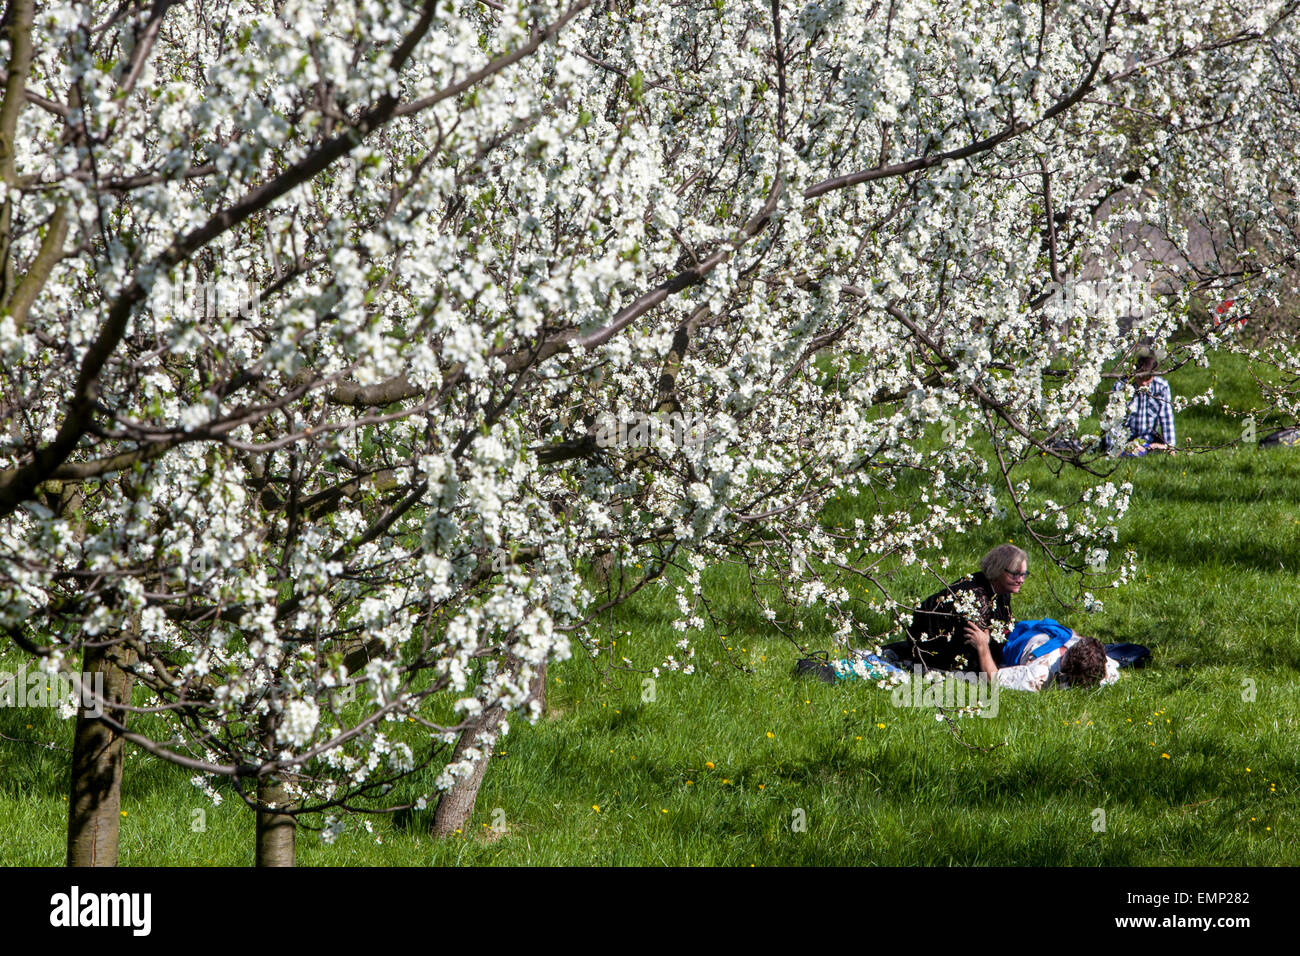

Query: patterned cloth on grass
831;653;911;684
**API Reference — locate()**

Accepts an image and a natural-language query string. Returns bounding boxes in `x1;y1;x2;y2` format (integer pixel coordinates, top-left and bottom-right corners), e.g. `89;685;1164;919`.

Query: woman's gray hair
980;544;1028;579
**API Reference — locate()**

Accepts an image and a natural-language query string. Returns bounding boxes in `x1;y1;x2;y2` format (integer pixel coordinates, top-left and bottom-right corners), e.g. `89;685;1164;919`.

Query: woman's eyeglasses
1007;569;1030;580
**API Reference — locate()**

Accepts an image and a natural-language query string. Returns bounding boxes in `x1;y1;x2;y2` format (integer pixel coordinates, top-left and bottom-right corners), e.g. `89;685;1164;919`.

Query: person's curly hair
1059;636;1108;687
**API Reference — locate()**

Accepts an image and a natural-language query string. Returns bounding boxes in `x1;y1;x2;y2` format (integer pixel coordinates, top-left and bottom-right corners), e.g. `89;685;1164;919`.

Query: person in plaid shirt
1110;354;1176;453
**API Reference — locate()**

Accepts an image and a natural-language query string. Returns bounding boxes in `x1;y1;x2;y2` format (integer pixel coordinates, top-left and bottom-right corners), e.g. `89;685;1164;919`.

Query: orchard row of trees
1;0;1298;864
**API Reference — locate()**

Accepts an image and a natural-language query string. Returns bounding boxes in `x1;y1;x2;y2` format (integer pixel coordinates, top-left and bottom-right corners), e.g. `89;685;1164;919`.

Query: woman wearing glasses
886;544;1029;675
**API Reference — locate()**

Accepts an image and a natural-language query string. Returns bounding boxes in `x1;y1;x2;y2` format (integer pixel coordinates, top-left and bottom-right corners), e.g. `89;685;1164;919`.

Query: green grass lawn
2;353;1297;865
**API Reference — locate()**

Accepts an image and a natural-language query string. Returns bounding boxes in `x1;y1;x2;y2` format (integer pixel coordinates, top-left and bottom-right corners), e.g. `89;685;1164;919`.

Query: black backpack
1104;643;1152;668
793;651;837;683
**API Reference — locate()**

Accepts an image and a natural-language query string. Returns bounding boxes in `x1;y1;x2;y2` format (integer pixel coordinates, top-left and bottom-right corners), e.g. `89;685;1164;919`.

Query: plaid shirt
1114;375;1176;446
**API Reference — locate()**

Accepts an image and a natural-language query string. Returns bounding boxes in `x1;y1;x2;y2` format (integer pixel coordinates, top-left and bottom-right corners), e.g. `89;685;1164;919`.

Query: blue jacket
1003;619;1073;666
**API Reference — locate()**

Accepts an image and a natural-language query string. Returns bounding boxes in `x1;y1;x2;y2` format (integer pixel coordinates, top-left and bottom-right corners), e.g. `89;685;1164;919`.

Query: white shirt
995;633;1120;692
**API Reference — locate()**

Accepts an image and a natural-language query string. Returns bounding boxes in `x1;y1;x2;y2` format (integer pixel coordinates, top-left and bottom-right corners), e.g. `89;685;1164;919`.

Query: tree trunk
431;698;509;837
255;775;296;866
431;656;546;837
532;659;547;716
255;713;295;866
66;644;136;867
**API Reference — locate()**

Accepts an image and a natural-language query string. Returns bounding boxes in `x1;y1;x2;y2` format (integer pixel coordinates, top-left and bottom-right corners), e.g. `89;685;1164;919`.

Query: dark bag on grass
1260;426;1300;448
1104;642;1151;668
794;651;837;683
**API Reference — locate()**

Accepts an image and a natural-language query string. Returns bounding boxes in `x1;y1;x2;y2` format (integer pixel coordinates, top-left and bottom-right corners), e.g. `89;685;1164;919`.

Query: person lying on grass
963;618;1118;691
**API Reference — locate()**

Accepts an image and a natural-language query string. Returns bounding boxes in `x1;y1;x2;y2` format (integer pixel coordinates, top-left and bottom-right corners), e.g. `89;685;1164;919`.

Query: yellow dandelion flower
1161;753;1170;759
592;805;600;812
705;761;714;769
766;731;775;739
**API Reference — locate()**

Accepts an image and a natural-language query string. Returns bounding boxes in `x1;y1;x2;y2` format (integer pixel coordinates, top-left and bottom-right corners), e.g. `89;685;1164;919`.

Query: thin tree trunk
432;656;545;837
255;712;295;866
431;698;509;837
66;644;136;867
532;659;547;716
255;776;296;866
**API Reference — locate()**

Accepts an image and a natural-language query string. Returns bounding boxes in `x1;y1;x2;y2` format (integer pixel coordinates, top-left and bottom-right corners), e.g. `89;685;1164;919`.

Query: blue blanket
832;653;911;682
